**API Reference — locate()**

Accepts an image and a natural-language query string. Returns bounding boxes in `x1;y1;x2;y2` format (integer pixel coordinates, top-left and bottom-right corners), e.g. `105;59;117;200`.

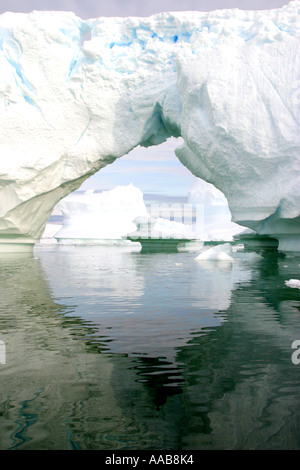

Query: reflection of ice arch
38;245;145;305
191;250;254;312
36;245;254;361
0;340;6;364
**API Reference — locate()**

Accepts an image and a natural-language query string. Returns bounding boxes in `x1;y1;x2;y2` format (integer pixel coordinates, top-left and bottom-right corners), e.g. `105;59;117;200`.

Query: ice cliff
0;2;299;252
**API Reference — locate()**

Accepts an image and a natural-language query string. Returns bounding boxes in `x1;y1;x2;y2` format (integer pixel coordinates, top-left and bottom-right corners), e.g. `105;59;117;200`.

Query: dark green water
0;244;299;450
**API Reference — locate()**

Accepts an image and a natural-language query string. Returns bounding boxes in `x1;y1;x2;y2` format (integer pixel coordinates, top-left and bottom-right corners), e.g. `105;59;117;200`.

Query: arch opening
39;138;244;250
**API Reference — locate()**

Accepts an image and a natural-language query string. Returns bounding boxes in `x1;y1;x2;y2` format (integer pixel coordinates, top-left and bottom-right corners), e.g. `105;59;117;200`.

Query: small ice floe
195;243;234;261
285;279;300;289
175;263;183;266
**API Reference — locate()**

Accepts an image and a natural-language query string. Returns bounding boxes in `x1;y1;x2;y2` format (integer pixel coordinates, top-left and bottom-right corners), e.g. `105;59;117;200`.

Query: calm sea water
0;243;300;450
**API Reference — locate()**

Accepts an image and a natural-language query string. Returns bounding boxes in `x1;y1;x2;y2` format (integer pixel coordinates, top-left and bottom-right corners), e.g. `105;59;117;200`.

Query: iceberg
53;184;148;243
127;215;192;240
125;214;198;252
0;2;299;252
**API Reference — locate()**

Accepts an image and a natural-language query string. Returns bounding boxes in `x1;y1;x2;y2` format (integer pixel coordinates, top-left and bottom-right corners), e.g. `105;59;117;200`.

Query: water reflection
37;245;253;360
0;253;124;450
0;246;299;449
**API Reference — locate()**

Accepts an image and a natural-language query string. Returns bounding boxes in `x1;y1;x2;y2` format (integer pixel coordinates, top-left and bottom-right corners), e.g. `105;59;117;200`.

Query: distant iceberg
188;179;244;241
40;180;244;246
53;184;148;244
127;215;194;241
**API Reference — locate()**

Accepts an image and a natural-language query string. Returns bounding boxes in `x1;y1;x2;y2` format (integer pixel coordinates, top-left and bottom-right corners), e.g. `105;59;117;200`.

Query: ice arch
0;3;299;252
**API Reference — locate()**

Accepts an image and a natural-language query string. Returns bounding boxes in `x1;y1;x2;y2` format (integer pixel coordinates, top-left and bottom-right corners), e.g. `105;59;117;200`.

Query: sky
84;138;195;196
0;0;288;17
0;0;289;196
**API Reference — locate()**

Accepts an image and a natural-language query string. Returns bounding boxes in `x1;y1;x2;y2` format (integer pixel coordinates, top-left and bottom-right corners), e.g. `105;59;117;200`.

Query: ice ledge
277;236;300;253
0;238;36;253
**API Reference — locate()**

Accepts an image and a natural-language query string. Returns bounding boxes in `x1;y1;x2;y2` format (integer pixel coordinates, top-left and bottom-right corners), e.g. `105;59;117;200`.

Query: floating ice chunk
285;279;300;289
195;243;234;261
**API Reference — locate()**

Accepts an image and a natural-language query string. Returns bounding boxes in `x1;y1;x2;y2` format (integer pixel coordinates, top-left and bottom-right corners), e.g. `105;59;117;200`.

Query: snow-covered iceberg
53;184;148;243
0;2;299;252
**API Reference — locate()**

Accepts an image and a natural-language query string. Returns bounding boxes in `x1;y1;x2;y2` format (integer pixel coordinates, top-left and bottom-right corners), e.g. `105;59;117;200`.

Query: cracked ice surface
0;2;299;251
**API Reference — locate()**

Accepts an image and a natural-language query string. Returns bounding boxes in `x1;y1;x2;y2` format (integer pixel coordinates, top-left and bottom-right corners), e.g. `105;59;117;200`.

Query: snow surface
0;2;299;251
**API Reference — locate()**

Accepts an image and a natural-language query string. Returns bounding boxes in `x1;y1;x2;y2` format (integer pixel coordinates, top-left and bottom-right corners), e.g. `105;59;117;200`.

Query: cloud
103;162;192;176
